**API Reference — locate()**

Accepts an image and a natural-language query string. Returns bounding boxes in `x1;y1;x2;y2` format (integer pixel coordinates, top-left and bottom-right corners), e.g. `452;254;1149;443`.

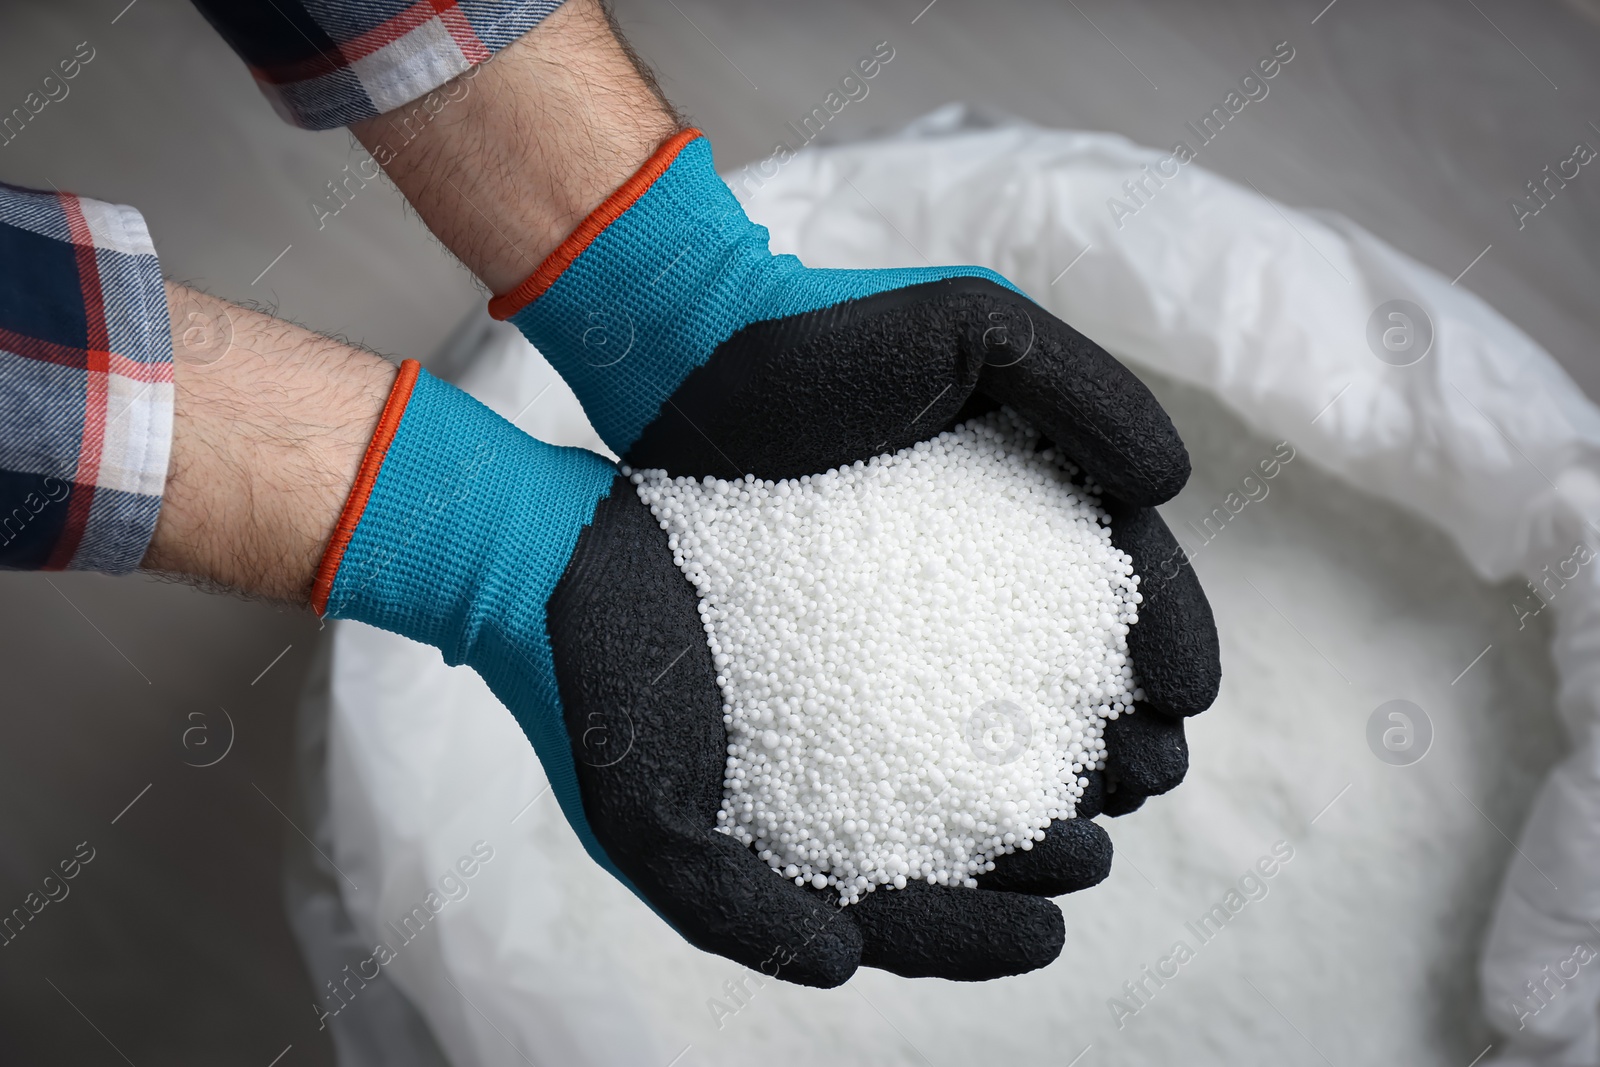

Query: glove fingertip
975;289;1192;507
852;882;1065;981
1101;789;1148;817
1104;705;1189;797
982;817;1112;896
1106;503;1222;717
770;922;862;989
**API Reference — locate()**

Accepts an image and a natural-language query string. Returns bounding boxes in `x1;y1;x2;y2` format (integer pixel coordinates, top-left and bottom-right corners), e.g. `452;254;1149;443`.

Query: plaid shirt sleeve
189;1;567;131
0;183;171;573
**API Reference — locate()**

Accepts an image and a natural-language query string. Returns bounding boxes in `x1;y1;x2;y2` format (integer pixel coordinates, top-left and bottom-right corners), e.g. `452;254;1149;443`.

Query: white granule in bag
631;409;1141;905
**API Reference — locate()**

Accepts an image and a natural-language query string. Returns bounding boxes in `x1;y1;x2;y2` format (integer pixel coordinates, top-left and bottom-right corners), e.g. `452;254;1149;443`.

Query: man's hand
306;362;1113;986
324;0;1220;978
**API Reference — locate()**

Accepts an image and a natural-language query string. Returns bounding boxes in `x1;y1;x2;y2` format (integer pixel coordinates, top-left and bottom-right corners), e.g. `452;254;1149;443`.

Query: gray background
0;0;1596;1063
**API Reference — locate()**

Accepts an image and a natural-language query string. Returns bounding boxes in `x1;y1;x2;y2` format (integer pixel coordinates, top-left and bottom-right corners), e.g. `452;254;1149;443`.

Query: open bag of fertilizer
287;108;1600;1066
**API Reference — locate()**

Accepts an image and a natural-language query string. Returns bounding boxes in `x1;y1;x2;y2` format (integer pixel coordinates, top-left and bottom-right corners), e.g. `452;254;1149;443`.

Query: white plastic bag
297;109;1600;1065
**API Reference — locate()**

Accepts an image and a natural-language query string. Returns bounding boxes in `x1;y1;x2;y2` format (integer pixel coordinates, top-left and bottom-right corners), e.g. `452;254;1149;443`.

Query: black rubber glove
631;274;1222;809
488;131;1220;984
545;277;1219;986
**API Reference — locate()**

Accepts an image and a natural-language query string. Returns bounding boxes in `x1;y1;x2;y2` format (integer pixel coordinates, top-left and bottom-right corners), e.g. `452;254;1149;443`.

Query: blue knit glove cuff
315;362;624;880
493;129;1018;458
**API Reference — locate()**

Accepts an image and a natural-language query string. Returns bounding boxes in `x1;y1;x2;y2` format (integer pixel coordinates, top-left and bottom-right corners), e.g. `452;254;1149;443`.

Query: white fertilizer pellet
630;410;1142;905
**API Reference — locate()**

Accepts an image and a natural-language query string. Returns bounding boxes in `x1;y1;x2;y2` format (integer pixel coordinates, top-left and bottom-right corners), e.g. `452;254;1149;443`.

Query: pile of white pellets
630;409;1142;905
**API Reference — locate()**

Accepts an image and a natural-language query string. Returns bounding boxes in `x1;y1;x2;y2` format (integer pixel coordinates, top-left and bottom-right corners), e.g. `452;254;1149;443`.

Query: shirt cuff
190;0;567;131
0;183;172;573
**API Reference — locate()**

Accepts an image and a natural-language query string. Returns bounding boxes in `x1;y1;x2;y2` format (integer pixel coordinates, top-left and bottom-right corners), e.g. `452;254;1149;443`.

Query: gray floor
0;0;1596;1063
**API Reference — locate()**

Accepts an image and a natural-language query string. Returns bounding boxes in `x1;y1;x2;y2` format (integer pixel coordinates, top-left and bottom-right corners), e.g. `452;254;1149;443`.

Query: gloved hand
489;133;1220;818
311;360;1111;987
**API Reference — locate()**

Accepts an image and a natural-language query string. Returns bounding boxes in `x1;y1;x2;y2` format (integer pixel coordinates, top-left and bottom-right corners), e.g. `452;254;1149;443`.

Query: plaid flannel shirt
0;184;171;572
191;0;567;130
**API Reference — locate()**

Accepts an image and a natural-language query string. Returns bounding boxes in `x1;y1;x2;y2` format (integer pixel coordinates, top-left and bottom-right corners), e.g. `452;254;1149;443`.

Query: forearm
144;1;676;598
141;283;396;602
349;0;681;296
